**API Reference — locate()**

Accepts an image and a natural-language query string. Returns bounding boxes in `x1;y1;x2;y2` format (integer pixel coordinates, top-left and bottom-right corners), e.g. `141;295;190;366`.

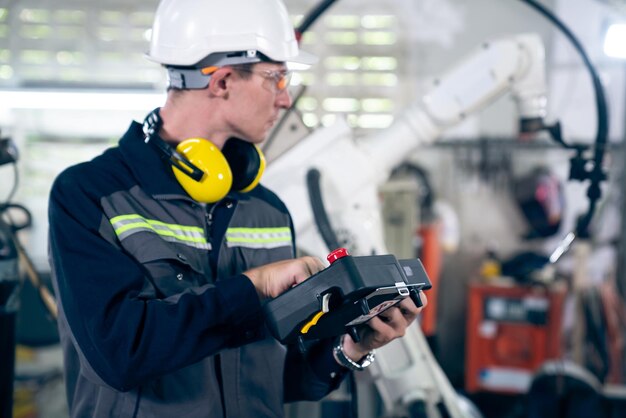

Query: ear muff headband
143;108;265;203
143;108;205;182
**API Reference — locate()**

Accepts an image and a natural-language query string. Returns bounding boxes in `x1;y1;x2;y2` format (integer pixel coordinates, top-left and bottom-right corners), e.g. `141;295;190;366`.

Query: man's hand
341;291;428;361
244;256;326;301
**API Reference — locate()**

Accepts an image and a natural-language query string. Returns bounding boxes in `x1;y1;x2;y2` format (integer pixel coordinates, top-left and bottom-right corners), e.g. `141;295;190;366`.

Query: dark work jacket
48;122;346;418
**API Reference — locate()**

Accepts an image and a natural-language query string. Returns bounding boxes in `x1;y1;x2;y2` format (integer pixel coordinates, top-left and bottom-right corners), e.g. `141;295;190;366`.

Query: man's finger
366;316;397;343
381;305;413;330
398;293;425;318
302;256;325;276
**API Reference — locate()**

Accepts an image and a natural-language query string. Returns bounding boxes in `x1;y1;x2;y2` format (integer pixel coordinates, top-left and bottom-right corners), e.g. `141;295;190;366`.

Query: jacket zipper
205;200;220;237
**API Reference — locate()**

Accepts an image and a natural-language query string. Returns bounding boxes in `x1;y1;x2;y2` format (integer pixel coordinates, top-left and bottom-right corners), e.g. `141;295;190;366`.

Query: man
48;0;426;417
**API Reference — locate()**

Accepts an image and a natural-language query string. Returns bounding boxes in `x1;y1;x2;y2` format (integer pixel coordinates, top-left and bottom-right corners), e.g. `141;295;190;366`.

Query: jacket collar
119;121;189;199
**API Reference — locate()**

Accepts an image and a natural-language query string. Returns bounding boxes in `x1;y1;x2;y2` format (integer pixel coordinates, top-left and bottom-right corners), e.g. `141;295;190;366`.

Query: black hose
520;0;609;238
391;163;436;223
0;203;32;232
306;168;341;251
296;0;338;38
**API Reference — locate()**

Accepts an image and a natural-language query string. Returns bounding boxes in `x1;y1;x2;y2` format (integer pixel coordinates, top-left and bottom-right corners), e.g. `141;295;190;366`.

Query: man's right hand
243;256;326;301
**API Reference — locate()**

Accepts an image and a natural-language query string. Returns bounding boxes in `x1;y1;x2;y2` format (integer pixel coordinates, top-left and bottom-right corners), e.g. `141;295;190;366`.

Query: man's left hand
341;291;428;361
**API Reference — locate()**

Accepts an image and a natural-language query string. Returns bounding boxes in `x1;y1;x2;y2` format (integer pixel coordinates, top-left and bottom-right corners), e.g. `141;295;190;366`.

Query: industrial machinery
263;32;551;418
0;133;57;418
2;1;609;417
0;212;19;418
465;282;567;394
0;134;20;418
264;32;548;259
262;0;611;413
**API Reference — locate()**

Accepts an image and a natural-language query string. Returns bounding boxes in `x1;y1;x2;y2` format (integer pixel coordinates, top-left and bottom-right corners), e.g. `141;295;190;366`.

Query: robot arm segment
359;33;548;174
264;33;548;260
422;33;547;126
264;33;549;417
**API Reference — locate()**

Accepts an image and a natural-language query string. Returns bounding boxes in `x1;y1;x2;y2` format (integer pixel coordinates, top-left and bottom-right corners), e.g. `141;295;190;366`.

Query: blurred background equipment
465;282;567;394
0;209;19;418
513;166;565;240
1;0;626;417
0;131;59;418
0;135;18;167
0;132;20;418
382;162;443;343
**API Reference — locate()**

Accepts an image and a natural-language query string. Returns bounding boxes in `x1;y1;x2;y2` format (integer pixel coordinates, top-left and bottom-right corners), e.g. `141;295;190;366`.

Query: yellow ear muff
239;145;266;193
172;138;233;203
222;138;266;193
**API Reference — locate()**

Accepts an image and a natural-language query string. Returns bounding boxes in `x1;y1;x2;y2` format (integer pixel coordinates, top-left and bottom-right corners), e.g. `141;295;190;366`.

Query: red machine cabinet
465;282;566;394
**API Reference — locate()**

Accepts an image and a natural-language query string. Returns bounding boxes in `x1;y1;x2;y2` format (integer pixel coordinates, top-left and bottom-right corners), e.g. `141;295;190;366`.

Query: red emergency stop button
327;247;349;264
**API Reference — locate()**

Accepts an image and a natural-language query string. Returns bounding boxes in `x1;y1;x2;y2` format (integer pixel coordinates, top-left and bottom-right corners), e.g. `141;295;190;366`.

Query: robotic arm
263;33;547;259
263;33;548;418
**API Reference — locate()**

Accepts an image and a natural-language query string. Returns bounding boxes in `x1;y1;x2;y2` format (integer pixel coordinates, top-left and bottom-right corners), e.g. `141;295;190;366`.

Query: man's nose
276;88;292;109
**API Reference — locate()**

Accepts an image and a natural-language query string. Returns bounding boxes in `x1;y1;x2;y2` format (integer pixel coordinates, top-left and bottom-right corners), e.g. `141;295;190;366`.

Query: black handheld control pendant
263;248;432;352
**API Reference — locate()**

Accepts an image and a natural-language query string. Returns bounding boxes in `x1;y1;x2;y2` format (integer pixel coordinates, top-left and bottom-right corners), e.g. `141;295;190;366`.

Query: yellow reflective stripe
227;236;290;243
225;227;292;249
226;228;291;243
226;227;291;235
111;215;204;233
110;214;209;247
114;222;207;243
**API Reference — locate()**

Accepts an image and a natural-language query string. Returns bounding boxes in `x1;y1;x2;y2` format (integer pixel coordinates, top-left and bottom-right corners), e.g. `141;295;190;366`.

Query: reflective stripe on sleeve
225;227;292;249
110;214;211;250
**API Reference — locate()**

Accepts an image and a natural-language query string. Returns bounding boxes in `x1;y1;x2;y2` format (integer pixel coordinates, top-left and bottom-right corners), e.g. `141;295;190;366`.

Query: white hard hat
147;0;316;68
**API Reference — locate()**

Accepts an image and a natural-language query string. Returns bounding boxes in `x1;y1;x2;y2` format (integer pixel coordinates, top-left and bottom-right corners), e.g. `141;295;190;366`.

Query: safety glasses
234;68;293;91
201;65;292;92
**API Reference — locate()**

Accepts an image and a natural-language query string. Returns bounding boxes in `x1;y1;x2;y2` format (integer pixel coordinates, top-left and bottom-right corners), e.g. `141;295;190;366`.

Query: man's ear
207;68;232;98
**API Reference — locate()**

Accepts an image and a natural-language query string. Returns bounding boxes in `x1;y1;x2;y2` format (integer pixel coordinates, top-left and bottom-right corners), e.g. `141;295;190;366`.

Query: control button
327;247;349;264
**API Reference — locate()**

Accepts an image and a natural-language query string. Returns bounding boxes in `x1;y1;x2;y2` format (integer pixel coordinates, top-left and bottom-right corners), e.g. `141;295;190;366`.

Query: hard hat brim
287;48;318;69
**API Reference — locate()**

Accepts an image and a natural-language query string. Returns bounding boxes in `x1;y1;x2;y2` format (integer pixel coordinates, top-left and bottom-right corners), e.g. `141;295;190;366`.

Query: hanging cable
520;0;609;239
306;168;341;251
295;0;338;40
